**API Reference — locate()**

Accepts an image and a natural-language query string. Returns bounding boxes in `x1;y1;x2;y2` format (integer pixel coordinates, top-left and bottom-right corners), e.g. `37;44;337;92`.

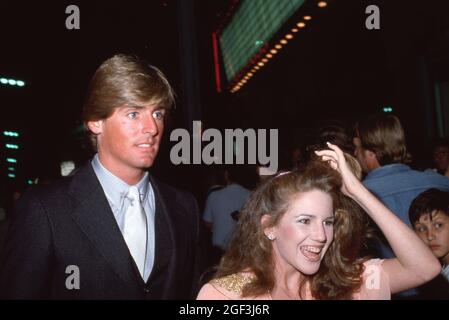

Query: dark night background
1;0;449;201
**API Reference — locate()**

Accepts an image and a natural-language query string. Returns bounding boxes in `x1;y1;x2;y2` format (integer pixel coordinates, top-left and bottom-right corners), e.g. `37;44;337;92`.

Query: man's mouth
136;140;156;149
137;143;152;148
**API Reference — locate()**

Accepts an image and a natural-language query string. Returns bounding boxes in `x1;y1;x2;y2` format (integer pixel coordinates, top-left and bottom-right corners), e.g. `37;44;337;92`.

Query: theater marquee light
217;0;330;93
219;0;306;83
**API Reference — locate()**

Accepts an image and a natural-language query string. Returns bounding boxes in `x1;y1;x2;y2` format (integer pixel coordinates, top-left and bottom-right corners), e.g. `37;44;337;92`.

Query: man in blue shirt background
353;114;449;297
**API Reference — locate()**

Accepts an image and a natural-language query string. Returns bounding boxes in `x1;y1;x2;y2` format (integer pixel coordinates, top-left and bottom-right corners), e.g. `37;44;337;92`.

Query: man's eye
434;223;443;229
153;110;165;120
127;112;138;119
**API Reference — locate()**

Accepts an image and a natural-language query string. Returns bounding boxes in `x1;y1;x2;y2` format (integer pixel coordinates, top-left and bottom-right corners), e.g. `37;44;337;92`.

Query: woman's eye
297;219;310;224
324;220;335;227
434;223;443;229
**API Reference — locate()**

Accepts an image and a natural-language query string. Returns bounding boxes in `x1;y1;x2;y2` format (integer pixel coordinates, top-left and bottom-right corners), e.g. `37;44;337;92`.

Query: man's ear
87;120;103;135
365;149;380;168
366;149;377;160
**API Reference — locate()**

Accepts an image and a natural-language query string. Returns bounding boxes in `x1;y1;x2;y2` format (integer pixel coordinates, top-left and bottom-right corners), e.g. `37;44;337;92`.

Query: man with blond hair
0;54;199;299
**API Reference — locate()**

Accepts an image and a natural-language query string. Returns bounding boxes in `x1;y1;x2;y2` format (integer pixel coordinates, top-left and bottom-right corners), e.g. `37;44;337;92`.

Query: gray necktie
123;186;147;278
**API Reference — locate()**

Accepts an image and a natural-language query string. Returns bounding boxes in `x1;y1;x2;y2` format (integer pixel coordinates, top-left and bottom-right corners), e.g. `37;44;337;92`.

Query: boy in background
409;188;449;299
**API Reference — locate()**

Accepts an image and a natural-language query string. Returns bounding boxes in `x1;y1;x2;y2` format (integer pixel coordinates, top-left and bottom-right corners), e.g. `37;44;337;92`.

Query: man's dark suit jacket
0;164;199;299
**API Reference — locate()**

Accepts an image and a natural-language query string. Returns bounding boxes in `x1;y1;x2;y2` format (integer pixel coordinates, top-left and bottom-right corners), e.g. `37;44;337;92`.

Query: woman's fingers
327;159;338;170
316;143;362;198
326;142;346;161
314;149;336;159
314;152;339;170
315;143;348;167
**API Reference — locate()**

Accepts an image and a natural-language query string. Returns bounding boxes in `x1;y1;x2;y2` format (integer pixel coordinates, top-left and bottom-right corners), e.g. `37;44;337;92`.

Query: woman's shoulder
197;272;255;300
210;272;256;296
197;272;270;300
353;258;391;300
361;258;384;271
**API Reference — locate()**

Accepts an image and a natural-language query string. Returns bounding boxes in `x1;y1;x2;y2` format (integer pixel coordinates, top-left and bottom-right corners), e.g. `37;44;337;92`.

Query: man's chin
141;160;156;168
134;156;156;169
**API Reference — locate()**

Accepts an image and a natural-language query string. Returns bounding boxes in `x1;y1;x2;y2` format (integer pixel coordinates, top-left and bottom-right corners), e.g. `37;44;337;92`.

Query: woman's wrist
346;181;370;204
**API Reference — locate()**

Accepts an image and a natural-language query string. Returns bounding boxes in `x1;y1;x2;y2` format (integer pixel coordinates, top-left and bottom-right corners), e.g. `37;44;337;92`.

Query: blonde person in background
197;143;440;300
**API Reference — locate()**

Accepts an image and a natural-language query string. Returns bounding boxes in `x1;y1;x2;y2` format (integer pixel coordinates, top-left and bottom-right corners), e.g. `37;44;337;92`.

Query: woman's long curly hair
213;156;371;299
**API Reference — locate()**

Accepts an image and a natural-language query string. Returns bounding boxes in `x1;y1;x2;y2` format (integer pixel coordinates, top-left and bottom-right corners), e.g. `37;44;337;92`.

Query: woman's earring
267;233;275;241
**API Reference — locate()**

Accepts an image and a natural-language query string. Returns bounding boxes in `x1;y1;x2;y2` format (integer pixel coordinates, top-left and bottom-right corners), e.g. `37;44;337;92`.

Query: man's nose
142;114;158;135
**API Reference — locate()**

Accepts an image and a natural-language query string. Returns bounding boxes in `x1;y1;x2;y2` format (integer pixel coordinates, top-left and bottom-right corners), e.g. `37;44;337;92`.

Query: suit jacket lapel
67;164;139;287
148;175;179;297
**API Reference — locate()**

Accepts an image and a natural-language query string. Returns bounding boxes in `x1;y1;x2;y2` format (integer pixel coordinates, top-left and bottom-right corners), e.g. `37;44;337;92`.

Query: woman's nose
311;223;327;242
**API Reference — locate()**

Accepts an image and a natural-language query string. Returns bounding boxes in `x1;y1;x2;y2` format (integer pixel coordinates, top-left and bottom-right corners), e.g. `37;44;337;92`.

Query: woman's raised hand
315;142;363;199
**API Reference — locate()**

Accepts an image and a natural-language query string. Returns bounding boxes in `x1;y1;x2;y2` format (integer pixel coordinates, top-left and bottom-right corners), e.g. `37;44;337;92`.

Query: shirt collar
365;163;410;180
91;154;149;204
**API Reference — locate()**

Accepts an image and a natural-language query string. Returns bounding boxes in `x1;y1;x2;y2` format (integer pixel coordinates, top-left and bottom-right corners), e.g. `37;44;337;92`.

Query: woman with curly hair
197;143;440;300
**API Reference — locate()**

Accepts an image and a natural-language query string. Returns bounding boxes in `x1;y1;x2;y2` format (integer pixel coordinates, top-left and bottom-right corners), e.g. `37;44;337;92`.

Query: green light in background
6;158;17;163
220;0;306;82
3;131;19;137
5;143;19;149
8;167;15;171
27;180;33;185
383;107;393;113
8;173;15;178
0;76;26;87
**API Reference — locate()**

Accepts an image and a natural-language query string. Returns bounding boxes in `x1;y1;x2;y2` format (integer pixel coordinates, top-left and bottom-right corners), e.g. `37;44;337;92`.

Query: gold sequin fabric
210;273;255;294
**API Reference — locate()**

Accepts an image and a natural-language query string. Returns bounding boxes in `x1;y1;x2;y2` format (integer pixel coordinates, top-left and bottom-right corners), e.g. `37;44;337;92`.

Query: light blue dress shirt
91;154;155;282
